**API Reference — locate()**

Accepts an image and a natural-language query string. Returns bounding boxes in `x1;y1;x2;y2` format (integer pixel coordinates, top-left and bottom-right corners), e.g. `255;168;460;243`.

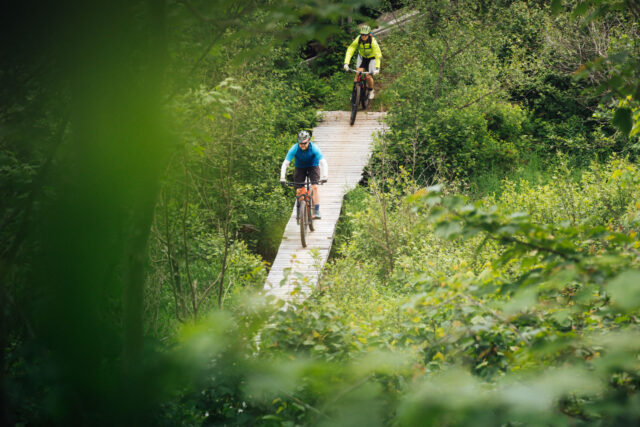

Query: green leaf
435;221;462;239
608;270;640;311
502;287;537;315
424;195;442;207
613;108;632;136
550;0;563;15
427;206;446;222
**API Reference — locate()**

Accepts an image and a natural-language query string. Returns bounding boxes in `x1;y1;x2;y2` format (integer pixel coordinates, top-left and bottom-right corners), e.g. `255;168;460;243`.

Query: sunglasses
299;140;310;145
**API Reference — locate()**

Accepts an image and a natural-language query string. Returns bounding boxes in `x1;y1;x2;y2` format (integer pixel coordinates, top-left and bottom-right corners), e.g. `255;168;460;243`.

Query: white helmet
297;130;311;143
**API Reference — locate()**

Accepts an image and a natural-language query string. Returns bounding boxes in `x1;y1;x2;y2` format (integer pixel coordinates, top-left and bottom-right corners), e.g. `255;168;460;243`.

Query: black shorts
359;56;373;71
293;166;320;188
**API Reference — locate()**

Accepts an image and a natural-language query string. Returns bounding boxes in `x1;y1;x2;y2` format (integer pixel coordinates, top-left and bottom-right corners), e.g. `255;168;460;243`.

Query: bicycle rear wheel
299;199;307;248
350;84;361;126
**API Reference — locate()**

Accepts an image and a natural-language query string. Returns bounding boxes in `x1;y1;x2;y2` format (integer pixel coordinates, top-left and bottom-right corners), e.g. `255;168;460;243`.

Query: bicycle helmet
297;130;311;144
359;24;371;35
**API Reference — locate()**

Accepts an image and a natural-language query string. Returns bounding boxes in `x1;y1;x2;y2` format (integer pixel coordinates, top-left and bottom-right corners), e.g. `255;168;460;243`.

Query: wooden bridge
264;111;387;302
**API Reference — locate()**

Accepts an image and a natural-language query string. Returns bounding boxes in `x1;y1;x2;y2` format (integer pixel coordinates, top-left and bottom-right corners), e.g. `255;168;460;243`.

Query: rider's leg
294;167;305;196
312;185;321;219
367;59;376;99
309;167;321;218
366;58;376;89
295;188;304;221
355;54;364;82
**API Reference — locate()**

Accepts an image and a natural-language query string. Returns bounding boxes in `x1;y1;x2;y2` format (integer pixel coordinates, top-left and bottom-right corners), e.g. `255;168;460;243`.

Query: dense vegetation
2;0;640;425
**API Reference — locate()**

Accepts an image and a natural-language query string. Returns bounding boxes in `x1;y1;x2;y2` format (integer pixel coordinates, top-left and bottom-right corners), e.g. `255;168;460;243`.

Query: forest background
2;0;640;425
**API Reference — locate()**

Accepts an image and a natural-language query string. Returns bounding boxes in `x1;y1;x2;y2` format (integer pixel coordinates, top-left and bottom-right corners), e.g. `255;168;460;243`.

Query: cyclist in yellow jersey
343;24;382;100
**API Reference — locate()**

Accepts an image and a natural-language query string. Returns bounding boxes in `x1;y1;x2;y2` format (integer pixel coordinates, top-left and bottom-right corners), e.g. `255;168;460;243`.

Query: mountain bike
283;178;327;248
347;67;372;126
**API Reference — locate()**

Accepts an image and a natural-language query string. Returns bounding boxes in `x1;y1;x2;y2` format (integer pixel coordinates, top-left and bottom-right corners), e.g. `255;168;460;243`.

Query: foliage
156;1;640;424
369;0;639;187
263;157;640;425
4;0;640;426
148;157;640;425
565;0;640;138
485;155;640;228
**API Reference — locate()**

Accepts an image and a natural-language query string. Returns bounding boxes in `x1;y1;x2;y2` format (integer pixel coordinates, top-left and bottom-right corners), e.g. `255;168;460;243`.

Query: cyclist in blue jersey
280;130;328;219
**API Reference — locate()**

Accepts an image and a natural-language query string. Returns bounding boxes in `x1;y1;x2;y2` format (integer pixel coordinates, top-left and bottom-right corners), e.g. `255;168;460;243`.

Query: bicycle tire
308;197;315;232
299;198;307;248
361;84;370;109
350;84;361;126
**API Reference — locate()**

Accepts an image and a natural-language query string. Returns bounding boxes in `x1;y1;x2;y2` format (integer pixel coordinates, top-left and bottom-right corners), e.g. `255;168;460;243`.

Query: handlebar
282;180;327;186
347;67;372;75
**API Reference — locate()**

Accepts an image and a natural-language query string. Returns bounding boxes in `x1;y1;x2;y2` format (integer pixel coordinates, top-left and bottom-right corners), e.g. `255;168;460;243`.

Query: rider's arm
344;37;359;66
319;158;328;180
280;160;290;181
281;145;298;181
372;37;382;69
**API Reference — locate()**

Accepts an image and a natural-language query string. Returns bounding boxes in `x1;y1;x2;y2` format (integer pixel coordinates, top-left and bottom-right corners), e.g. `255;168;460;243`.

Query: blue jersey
285;142;324;168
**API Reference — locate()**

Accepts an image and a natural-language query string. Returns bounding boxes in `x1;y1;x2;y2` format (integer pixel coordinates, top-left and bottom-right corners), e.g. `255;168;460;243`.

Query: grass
328;186;370;261
468;152;589;198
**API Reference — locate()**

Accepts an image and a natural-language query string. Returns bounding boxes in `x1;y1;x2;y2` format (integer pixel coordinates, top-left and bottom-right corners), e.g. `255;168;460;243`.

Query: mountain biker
343;24;382;100
280;130;328;219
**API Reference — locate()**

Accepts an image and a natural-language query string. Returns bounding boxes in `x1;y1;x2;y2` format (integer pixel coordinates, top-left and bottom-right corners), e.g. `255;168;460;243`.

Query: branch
447;36;476;61
178;0;212;24
181;161;197;317
318;375;372;419
628;245;640;262
197;270;224;310
493;233;578;261
460;295;532;346
281;391;330;420
162;188;185;322
455;88;499;110
434;39;450;100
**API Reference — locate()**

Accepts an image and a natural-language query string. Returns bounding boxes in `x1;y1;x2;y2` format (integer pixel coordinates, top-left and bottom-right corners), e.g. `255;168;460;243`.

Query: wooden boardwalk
264;111;387;302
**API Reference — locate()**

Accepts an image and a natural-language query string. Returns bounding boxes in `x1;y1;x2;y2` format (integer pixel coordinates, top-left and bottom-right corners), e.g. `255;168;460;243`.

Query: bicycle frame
296;186;313;220
283;178;326;247
347;67;372;125
350;68;371;93
285;178;325;218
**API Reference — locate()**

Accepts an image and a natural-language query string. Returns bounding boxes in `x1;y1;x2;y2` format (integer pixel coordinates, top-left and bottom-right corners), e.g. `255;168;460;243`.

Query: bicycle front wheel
361;84;370;110
308;198;315;232
299;199;307;248
350;84;361;126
